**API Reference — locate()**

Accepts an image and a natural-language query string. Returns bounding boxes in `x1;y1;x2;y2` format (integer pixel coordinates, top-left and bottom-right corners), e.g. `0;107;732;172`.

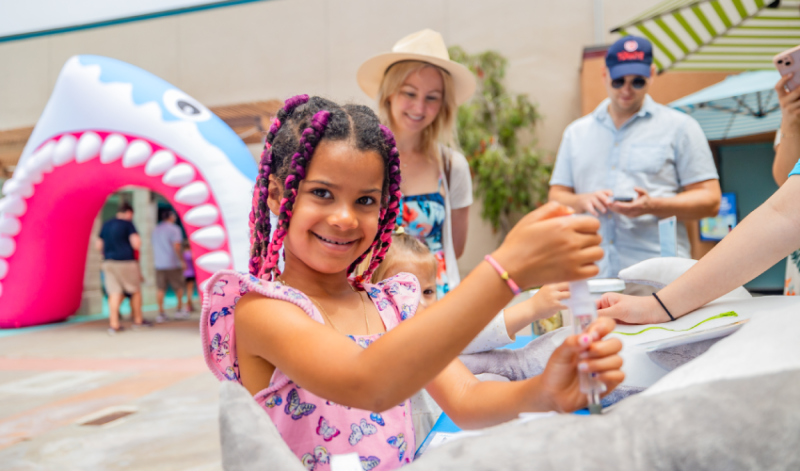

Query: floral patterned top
201;271;420;470
401;186;449;299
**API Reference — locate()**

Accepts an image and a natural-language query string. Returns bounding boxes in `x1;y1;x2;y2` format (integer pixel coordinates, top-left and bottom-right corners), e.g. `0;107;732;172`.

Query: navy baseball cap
605;36;653;80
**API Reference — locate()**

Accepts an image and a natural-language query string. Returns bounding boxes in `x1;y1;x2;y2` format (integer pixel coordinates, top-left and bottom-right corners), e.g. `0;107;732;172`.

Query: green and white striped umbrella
612;0;800;72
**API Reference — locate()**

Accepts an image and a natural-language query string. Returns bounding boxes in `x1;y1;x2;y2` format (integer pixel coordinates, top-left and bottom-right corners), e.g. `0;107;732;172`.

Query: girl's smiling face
271;139;385;275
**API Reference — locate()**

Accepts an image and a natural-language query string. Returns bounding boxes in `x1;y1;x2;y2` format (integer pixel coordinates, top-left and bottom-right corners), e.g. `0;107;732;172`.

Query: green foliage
449;46;552;233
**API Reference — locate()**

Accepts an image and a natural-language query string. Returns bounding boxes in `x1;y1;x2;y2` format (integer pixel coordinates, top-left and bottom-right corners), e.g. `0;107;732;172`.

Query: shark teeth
0;197;26;216
53;134;78;166
0;216;21;236
2;180;33;198
145;150;176;176
12;166;42;185
0;130;233;301
196;251;231;272
100;134;127;163
175;181;209;205
163;163;195;186
76;132;102;163
0;237;15;257
30;141;55;174
190;225;226;250
122;139;152;168
184;204;219;226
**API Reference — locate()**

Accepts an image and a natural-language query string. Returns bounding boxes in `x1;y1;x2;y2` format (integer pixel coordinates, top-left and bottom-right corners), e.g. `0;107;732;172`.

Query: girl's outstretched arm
237;203;603;411
599;175;800;324
426;318;623;429
501;283;570;339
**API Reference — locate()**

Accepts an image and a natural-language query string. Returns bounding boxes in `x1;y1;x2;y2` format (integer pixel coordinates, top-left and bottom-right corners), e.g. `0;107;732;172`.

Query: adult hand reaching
596;292;668;325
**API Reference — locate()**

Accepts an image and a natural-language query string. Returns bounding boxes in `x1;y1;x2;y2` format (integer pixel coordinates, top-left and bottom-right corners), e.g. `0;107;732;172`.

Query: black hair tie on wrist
652;293;675;321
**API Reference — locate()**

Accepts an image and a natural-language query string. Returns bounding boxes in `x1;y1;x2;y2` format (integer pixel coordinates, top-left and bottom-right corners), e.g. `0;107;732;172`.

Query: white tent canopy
612;0;800;72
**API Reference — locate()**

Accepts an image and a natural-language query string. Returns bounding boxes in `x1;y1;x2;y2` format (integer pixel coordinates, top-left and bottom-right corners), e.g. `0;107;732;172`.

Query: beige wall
0;0;662;274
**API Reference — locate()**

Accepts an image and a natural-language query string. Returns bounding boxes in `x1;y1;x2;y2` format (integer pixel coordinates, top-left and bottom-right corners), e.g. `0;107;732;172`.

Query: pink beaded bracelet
484;255;522;295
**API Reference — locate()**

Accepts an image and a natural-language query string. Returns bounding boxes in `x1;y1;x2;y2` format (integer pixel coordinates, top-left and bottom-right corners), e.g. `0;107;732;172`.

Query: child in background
371;229;571;444
182;241;196;312
202;95;622;470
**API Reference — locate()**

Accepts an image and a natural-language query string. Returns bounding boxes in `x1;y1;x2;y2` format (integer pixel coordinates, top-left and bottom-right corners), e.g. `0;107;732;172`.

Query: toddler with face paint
202;95;623;470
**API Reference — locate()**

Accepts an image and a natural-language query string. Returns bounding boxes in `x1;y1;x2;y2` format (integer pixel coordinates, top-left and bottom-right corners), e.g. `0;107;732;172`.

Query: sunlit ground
0;293;221;470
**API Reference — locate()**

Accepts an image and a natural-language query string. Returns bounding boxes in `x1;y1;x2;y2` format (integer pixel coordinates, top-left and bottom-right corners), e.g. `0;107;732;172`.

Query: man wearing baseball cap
549;36;721;277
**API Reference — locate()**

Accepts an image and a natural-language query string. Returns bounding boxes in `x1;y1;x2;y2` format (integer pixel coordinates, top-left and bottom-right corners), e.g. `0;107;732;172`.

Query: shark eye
163;89;211;122
178;100;200;115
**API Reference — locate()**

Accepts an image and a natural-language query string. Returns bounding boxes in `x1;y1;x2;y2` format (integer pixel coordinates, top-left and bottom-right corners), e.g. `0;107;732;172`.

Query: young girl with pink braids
202;95;623;470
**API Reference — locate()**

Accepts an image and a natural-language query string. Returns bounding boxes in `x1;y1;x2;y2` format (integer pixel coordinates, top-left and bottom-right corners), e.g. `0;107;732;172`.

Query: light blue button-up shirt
550;95;718;277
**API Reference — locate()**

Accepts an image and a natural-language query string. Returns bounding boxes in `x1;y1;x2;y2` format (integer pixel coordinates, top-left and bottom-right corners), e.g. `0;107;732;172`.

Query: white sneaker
174;308;191;320
155;312;168;323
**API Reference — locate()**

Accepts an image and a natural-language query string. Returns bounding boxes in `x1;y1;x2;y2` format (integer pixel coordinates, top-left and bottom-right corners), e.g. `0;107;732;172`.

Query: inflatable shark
0;55;257;328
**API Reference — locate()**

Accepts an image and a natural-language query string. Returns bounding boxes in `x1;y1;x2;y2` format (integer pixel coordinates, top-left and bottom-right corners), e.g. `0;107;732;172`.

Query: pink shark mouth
0;131;234;328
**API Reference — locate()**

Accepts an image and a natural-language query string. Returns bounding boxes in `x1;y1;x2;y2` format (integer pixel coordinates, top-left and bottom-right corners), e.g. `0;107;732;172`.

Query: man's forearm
548;188;581;211
174;243;183;263
648;188;720;220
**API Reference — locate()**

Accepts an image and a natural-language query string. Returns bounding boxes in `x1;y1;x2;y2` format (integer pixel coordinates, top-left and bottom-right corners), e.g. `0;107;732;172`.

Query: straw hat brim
357;52;477;106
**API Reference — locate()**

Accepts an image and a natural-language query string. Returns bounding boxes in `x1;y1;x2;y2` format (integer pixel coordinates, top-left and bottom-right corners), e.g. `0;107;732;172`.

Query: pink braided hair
248;94;309;276
258;109;331;279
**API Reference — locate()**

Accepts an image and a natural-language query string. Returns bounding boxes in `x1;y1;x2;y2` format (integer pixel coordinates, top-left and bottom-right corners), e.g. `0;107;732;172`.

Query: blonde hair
376;61;458;162
371;232;437;283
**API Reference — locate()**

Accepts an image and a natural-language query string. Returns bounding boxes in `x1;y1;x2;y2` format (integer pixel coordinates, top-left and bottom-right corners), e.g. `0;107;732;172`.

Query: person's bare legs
156;288;166;313
108;293;124;330
131;292;143;325
176;288;184;311
185;280;195;311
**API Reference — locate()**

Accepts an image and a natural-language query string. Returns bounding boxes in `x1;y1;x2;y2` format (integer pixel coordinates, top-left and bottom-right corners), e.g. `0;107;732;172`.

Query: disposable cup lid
588;278;626;293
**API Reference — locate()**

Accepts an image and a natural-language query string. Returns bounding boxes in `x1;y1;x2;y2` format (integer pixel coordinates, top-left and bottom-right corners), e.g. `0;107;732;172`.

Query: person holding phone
548;36;721;278
772;73;800;187
771;55;800;295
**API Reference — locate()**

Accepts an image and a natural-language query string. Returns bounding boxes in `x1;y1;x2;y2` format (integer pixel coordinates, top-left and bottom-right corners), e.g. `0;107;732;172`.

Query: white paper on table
609;296;800;389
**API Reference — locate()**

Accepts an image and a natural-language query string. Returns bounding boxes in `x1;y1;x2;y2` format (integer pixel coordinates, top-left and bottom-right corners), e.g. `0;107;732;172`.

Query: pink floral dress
201;271;420;470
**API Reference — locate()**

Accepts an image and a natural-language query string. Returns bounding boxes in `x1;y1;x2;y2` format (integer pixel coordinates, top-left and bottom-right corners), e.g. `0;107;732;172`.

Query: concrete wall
0;0;663;278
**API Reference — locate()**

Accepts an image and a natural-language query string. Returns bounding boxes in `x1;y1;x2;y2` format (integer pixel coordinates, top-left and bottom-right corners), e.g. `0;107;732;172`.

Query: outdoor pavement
0;306;222;471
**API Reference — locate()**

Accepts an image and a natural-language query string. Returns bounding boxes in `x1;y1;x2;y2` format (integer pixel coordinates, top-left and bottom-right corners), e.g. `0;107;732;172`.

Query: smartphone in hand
612;196;634;203
774;45;800;92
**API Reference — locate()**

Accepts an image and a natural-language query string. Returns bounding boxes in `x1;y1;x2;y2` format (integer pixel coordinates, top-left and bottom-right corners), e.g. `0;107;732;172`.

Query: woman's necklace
276;276;369;335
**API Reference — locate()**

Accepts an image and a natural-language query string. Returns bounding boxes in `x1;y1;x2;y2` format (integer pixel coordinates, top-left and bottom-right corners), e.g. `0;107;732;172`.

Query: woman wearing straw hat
358;29;476;300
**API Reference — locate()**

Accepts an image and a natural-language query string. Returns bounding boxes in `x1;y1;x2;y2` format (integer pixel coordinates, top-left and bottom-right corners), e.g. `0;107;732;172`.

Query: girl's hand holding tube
530;317;624;413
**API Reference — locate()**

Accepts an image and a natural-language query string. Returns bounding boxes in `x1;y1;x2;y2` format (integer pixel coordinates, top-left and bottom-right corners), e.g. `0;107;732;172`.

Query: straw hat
357;29;476;106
